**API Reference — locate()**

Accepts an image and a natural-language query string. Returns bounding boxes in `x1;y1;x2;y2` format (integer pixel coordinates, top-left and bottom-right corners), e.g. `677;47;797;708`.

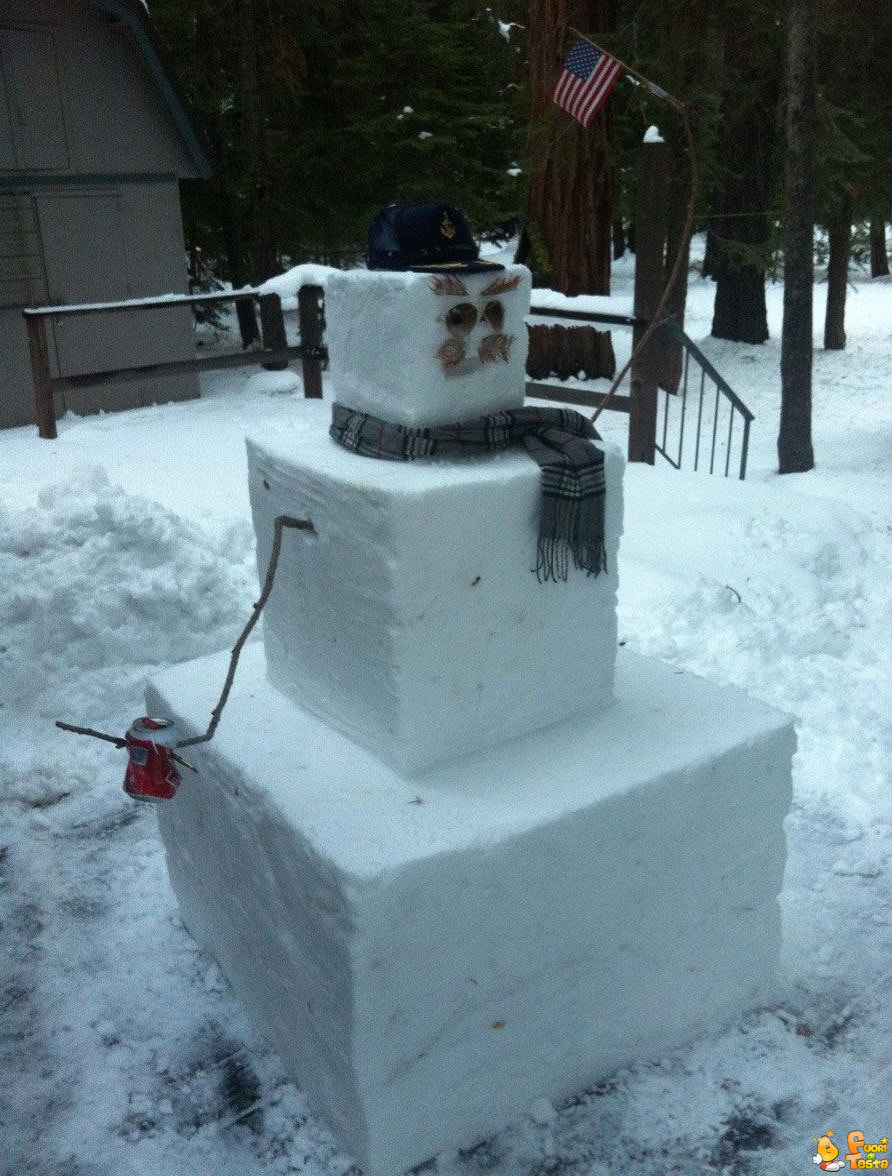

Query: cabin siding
0;1;196;178
0;24;70;170
0;193;46;308
0;0;205;428
0;179;196;427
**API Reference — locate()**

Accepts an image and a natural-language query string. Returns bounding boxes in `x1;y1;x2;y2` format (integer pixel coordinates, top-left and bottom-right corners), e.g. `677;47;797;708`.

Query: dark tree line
152;0;526;281
152;0;892;468
153;0;892;317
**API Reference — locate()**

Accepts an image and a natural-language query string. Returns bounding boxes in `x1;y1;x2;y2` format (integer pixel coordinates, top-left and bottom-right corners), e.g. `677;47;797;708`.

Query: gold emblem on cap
440;212;456;239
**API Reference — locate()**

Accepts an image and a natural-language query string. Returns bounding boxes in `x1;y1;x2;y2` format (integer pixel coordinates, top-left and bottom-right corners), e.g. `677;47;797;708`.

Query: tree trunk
701;230;719;279
824;191;852;350
710;18;778;345
525;0;616;380
870;220;889;277
709;221;766;343
778;0;817;474
198;12;259;349
239;0;278;283
712;243;770;343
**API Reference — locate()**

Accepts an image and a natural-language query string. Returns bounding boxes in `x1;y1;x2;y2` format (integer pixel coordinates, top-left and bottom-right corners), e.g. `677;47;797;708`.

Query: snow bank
620;468;892;816
0;468;254;700
0;468;255;803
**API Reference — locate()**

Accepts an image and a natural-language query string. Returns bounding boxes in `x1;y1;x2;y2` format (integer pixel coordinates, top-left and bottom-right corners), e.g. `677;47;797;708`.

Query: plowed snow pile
0;468;255;805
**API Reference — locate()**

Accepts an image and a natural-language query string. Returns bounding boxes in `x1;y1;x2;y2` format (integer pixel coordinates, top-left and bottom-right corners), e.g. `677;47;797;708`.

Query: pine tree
151;0;525;277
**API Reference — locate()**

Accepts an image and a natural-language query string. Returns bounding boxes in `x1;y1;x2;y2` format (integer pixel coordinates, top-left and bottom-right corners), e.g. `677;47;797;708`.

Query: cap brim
409;260;505;274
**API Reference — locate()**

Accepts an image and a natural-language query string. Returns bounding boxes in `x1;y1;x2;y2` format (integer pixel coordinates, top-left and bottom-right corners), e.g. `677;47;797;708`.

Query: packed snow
2;244;890;1175
324;265;532;426
247;411;622;772
151;644;793;1176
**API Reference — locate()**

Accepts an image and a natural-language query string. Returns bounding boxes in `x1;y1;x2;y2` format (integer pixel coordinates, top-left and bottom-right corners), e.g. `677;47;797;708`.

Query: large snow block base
151;646;794;1176
248;405;624;773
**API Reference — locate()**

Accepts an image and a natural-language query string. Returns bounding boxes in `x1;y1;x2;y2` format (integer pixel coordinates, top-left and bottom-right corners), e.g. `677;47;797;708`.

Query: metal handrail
656;321;753;480
663;321;754;422
522;304;753;480
528;305;645;328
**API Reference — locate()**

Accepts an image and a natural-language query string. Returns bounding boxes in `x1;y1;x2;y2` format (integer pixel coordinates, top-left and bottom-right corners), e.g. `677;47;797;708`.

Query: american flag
552;38;623;127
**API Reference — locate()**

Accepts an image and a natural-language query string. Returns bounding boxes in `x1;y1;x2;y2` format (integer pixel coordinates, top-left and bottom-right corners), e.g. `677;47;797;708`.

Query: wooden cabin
0;0;212;429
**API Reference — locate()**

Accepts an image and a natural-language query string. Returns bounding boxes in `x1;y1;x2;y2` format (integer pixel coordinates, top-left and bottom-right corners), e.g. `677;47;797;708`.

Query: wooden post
259;292;289;370
234;293;261;350
25;313;57;440
297;284;325;399
628;138;670;464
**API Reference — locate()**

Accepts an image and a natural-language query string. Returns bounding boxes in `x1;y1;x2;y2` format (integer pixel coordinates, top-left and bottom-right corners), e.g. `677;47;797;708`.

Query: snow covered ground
2;249;890;1175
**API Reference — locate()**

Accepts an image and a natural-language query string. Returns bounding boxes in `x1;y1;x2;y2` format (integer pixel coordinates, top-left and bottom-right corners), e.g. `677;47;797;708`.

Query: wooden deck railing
25;281;751;477
23;284;326;439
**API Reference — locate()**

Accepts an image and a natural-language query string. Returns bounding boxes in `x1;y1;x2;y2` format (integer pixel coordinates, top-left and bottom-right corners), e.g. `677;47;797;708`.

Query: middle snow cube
247;403;624;774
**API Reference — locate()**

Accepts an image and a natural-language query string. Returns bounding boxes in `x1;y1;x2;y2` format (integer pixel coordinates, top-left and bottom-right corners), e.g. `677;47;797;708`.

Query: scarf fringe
536;495;608;584
331;403;608;585
536;537;608;583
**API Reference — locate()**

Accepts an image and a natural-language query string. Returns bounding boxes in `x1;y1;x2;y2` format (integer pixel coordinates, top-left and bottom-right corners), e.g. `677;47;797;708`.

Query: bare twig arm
177;515;314;748
56;514;314;759
55;721;127;747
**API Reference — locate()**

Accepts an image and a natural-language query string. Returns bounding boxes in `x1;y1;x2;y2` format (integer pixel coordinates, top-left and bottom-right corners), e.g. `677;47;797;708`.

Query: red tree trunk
525;0;616;380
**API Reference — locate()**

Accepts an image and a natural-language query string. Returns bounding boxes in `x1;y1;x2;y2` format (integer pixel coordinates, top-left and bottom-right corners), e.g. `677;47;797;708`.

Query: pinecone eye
445;302;478;334
483;300;504;332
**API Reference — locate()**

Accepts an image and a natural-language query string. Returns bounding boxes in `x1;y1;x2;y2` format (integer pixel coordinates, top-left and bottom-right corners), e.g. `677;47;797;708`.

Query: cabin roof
87;0;212;178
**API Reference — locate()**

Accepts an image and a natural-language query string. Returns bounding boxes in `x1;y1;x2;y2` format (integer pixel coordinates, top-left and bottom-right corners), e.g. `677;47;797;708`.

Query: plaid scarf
330;403;607;583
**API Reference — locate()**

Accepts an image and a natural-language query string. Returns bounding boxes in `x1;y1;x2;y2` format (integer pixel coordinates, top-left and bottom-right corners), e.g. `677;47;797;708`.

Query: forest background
150;0;892;364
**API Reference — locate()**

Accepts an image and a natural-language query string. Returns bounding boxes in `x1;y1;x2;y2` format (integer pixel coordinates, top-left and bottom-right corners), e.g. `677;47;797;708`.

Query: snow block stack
153;647;793;1176
247;414;623;772
153;257;795;1176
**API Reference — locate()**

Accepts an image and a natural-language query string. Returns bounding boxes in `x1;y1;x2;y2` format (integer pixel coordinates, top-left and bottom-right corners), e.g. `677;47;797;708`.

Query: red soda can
124;717;181;801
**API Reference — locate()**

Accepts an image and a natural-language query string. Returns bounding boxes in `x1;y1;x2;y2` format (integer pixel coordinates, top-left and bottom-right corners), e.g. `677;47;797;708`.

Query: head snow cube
325;265;532;429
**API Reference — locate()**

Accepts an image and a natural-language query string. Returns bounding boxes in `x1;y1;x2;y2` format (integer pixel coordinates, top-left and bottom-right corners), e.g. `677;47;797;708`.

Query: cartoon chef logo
814;1133;845;1171
811;1131;889;1170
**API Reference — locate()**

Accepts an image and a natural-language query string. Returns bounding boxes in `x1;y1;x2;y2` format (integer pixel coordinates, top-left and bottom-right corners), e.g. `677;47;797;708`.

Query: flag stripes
552;38;624;128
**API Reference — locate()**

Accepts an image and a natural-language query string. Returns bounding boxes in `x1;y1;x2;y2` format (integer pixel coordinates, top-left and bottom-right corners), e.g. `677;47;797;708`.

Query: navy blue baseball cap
366;202;504;274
